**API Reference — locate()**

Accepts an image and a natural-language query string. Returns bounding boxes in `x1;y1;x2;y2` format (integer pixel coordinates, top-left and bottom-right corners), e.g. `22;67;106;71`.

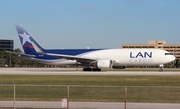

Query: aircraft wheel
92;68;101;71
92;68;97;71
87;68;92;71
159;68;163;72
83;68;92;71
83;68;87;71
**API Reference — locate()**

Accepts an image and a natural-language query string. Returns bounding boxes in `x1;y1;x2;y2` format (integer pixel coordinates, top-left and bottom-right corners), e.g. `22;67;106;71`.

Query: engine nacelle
97;59;113;69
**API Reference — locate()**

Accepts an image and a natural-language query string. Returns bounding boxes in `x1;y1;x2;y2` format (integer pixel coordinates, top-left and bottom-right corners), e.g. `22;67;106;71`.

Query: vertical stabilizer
15;24;45;55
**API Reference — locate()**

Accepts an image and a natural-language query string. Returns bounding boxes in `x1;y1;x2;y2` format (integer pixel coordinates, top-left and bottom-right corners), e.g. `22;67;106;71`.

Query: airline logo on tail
19;32;33;48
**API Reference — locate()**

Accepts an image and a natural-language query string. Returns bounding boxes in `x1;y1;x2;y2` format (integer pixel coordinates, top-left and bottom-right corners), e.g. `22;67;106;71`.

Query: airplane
7;24;175;72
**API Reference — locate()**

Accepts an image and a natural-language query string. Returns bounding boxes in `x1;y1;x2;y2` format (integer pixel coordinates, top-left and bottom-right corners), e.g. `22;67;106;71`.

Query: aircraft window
165;53;173;55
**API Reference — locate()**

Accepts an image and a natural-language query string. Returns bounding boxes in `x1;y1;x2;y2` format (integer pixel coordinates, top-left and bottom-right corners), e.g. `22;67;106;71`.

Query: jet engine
97;59;113;68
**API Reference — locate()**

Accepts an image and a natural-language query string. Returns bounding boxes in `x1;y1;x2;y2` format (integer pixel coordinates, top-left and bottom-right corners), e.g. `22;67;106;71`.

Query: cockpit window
165;53;173;55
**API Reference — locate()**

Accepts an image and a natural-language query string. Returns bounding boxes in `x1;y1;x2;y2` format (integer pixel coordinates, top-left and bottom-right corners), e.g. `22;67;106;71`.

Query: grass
0;75;180;86
0;75;180;102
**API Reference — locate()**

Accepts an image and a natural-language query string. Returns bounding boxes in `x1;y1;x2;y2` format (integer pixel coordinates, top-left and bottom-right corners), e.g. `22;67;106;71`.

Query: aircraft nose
172;55;176;61
166;55;175;63
169;55;176;62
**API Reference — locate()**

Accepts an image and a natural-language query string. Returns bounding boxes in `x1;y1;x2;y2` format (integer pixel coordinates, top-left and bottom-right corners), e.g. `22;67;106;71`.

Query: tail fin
15;24;45;55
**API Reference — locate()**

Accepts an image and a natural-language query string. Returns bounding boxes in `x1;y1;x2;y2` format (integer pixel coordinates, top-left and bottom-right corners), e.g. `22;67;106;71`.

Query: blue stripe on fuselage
34;49;104;60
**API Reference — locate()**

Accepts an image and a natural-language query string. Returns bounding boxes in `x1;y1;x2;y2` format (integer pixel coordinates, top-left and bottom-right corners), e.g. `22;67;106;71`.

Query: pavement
0;101;180;109
0;68;180;76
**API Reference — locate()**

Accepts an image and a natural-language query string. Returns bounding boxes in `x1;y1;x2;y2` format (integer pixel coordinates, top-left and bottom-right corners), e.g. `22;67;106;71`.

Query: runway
1;101;180;109
0;68;180;76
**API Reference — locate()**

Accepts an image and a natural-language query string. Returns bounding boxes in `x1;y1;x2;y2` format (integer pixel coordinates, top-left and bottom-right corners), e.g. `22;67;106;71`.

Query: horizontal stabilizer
6;51;36;57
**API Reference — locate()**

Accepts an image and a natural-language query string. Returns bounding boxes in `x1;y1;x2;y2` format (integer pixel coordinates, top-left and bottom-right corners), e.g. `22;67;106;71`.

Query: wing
31;41;98;63
46;53;97;63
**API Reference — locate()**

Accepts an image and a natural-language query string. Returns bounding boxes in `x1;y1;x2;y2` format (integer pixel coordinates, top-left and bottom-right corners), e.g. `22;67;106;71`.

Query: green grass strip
0;75;180;103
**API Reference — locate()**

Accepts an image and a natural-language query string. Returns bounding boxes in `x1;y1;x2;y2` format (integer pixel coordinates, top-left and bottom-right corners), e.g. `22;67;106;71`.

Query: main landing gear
83;67;101;71
159;64;164;72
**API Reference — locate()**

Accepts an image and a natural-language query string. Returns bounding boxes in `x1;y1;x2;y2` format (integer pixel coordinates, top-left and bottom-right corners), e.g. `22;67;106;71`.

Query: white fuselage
80;49;175;66
30;49;175;66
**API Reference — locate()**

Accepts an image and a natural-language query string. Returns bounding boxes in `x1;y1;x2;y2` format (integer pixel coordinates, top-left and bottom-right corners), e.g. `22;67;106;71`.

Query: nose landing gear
159;64;164;72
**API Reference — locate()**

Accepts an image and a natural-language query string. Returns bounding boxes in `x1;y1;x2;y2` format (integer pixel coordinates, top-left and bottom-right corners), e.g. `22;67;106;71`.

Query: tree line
0;49;46;67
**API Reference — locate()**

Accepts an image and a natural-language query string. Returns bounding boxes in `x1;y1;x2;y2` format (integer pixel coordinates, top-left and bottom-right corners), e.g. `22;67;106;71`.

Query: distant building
122;40;180;59
0;39;14;51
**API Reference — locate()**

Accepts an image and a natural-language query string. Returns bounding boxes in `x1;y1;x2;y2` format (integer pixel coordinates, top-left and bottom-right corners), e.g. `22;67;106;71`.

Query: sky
0;0;180;50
